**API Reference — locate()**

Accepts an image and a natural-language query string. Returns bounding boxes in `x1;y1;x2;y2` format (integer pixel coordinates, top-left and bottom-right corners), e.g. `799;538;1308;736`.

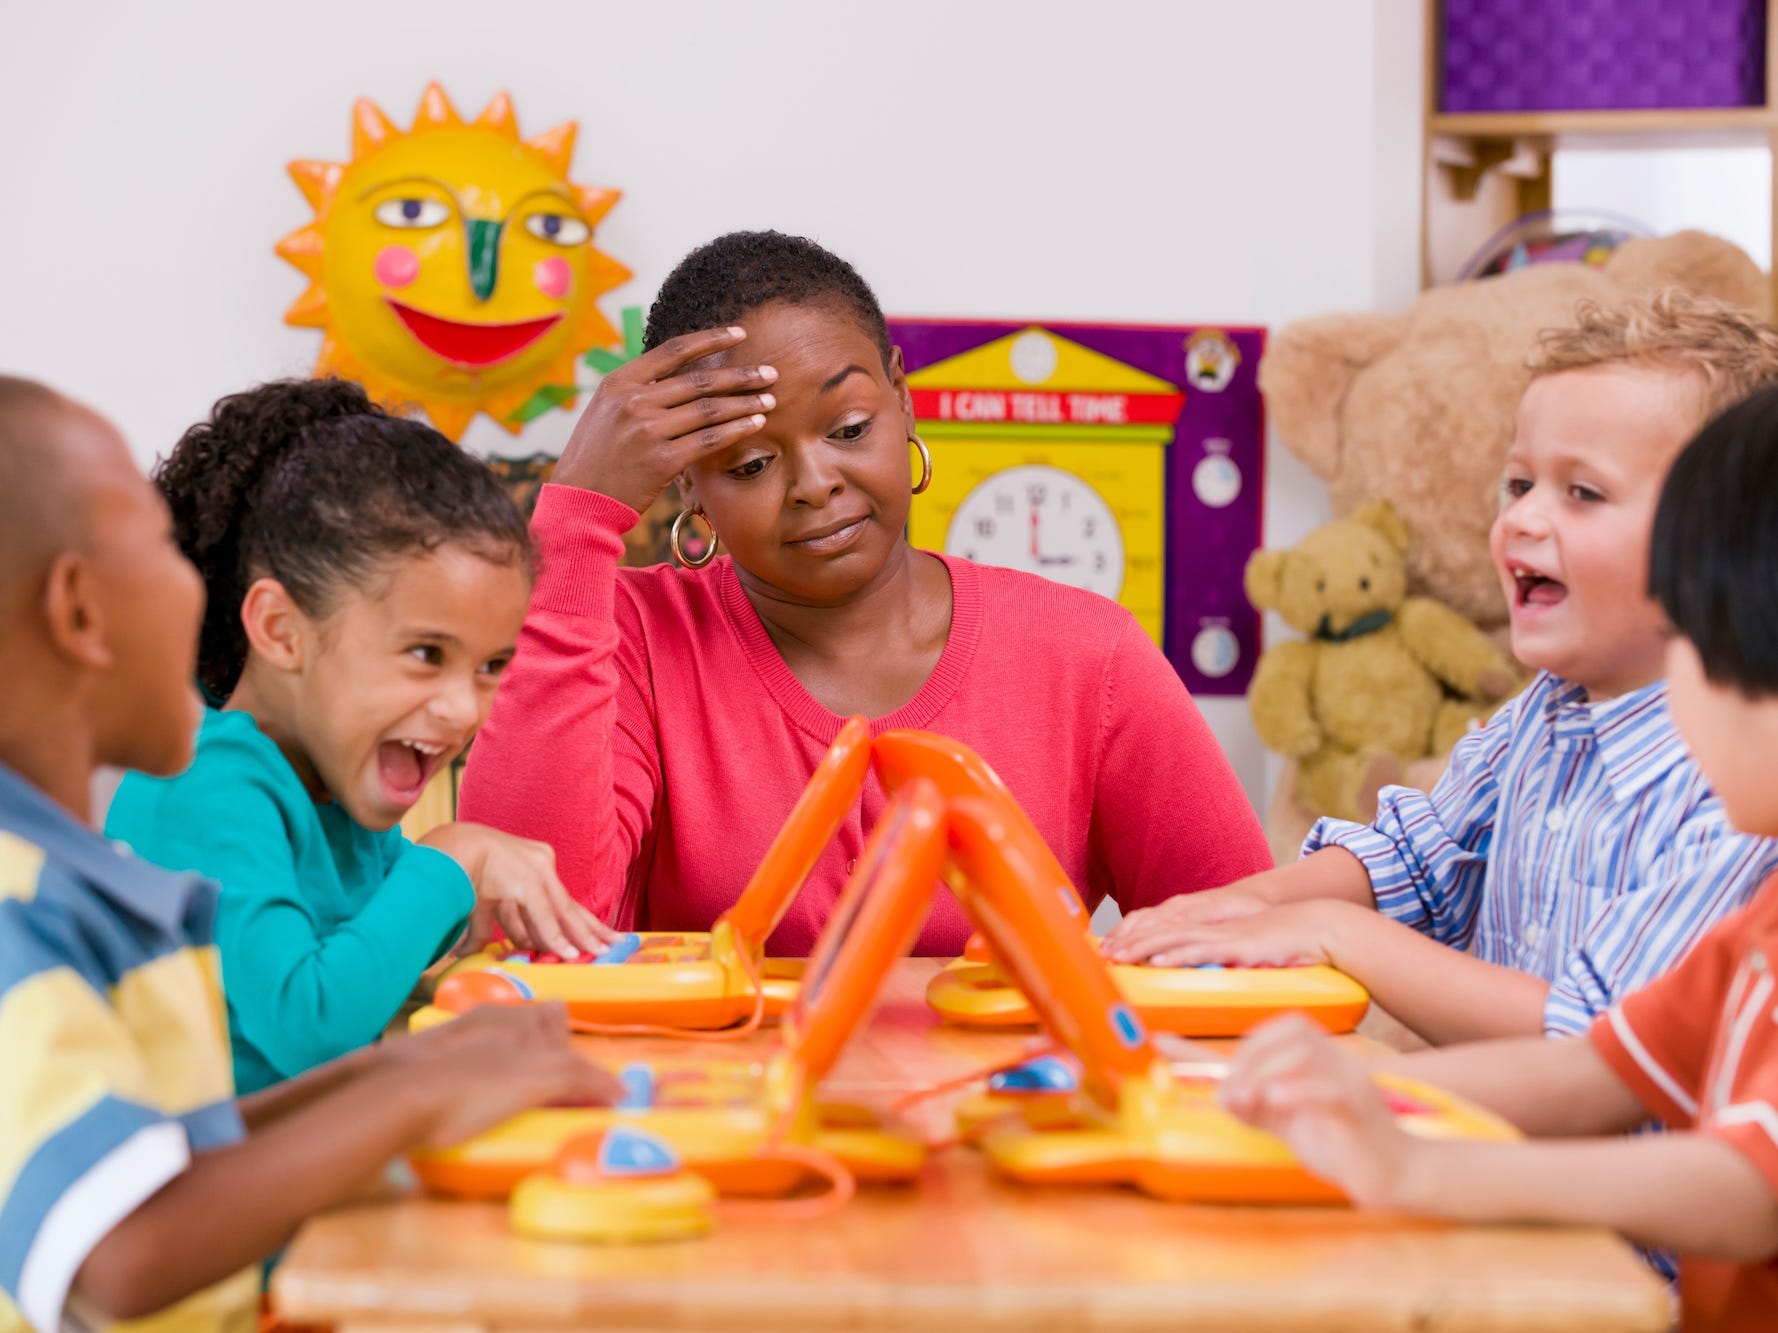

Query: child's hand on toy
401;1002;622;1148
421;822;618;960
1126;901;1342;970
552;324;778;515
378;996;567;1066
1220;1013;1416;1208
1101;875;1276;962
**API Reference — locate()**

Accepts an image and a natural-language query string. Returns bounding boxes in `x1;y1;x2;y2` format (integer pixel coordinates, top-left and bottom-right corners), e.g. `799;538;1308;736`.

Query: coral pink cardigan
460;485;1270;955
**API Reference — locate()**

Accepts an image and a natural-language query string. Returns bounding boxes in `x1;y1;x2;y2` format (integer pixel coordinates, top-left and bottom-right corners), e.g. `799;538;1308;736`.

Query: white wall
1555;144;1772;271
0;0;1425;829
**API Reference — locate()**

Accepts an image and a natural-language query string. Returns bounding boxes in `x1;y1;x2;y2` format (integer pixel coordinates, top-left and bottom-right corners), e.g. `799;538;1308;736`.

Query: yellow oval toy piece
510;1128;717;1244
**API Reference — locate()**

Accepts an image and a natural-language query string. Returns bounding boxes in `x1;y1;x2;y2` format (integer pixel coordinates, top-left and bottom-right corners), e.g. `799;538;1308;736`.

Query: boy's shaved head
0;377;107;614
0;377;207;815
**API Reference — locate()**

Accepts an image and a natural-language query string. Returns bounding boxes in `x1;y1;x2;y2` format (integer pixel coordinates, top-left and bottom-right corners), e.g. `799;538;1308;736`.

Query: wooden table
274;961;1671;1332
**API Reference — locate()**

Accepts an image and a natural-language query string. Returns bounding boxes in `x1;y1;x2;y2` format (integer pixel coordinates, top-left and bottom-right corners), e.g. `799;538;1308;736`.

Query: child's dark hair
157;378;534;699
1650;382;1778;696
644;230;892;371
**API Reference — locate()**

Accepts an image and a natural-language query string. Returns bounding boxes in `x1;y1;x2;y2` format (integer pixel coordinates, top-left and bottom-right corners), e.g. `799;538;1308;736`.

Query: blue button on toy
598;1126;681;1176
617;1063;655;1111
593;933;643;966
1110;1002;1146;1048
988;1054;1079;1095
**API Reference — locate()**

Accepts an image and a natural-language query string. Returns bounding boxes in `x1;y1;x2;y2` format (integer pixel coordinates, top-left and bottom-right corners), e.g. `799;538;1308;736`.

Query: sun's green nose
465;218;504;301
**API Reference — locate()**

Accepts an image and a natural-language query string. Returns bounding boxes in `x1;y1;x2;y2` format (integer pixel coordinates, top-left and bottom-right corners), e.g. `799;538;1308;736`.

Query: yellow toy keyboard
926;944;1370;1037
411;715;872;1033
409;775;950;1201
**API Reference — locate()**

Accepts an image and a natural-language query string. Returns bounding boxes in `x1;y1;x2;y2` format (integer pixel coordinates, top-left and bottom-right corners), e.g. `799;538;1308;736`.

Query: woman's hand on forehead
553;325;779;514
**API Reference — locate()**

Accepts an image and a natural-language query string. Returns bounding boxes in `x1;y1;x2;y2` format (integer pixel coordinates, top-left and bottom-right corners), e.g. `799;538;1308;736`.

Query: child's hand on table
421;821;618;960
396;1001;623;1149
1220;1013;1418;1208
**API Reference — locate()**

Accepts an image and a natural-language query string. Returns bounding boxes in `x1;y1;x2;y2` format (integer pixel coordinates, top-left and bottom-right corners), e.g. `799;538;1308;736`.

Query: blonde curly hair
1530;288;1778;421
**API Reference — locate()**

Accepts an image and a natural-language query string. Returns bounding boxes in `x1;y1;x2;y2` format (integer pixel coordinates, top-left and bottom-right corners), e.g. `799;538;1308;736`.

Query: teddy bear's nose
1360;577;1371;591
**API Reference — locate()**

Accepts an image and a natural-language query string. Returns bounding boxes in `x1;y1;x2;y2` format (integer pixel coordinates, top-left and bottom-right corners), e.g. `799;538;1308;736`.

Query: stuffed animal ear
1351;498;1409;551
1244;550;1289;611
1606;232;1771;322
1257;312;1409;480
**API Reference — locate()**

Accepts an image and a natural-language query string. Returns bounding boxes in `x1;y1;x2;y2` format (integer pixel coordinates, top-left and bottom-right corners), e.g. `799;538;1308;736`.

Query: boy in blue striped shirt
0;378;616;1333
1106;291;1778;1046
1218;372;1778;1333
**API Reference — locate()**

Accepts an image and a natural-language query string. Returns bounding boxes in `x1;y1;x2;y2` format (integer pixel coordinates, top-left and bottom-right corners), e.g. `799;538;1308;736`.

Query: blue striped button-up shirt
1304;672;1778;1035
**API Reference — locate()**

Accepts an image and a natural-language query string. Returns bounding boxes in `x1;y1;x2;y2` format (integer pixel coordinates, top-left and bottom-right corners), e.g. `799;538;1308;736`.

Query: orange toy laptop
902;767;1519;1204
409;775;948;1200
411;716;874;1034
887;734;1370;1037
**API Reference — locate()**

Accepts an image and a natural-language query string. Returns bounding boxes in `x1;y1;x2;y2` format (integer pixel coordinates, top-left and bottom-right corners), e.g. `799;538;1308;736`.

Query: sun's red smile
385;299;563;367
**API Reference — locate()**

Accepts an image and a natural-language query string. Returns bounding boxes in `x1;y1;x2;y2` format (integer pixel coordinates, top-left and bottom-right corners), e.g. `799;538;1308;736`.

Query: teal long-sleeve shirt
105;707;474;1094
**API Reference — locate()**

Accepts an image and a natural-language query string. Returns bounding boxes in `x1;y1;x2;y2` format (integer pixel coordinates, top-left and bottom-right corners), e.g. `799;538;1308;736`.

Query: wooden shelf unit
1421;0;1778;313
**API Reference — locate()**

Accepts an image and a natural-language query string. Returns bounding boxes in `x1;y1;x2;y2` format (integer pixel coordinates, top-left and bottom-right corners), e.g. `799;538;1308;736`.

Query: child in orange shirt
1220;382;1778;1331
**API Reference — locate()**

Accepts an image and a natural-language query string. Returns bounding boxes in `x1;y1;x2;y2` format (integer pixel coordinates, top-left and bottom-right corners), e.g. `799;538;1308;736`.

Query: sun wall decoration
276;83;630;440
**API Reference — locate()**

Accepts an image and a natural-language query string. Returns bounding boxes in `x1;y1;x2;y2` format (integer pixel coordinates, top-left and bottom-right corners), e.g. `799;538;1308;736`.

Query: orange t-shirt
1590;876;1778;1331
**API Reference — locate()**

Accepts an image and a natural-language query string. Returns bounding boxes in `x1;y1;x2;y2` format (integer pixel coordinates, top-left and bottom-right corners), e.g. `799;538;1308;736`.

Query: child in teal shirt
108;378;614;1093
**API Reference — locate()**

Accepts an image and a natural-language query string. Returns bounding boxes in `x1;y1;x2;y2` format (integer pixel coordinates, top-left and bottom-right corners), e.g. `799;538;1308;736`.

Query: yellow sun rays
276;82;630;439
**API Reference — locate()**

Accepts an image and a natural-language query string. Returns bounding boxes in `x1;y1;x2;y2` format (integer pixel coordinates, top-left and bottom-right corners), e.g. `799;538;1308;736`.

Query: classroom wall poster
888;318;1265;696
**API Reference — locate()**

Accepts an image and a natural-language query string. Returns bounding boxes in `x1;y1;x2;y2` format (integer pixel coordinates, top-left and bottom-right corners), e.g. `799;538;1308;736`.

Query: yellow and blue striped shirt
1308;672;1778;1035
0;762;255;1333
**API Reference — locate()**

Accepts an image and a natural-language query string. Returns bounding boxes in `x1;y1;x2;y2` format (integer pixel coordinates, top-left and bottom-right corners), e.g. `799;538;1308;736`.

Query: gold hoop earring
910;434;933;495
670;507;718;569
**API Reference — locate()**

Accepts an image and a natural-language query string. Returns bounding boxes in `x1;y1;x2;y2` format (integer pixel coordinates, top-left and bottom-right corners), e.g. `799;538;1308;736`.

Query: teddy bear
1257;230;1769;631
1245;500;1517;824
1250;229;1768;856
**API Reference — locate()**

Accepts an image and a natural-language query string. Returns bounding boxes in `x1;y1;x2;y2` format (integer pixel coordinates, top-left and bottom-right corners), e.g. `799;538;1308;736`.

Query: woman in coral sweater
459;231;1269;955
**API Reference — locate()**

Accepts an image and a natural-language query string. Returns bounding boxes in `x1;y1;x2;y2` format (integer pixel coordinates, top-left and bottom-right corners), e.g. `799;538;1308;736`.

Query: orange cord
562;945;771;1042
701;1064;858;1222
717;1143;858;1222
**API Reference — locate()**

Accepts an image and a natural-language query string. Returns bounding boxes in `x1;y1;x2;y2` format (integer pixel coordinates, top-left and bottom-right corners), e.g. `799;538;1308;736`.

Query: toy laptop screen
784;793;942;1083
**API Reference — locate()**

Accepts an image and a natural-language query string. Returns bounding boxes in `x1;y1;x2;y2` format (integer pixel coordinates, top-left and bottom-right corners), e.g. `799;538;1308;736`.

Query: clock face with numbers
944;464;1125;598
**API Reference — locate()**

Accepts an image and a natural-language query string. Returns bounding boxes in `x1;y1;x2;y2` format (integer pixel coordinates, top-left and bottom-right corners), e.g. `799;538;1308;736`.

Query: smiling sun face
277;83;630;439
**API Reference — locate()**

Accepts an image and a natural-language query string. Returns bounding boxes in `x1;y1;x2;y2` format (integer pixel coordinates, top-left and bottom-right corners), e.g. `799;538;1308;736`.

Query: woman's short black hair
643;230;892;370
1650;382;1778;696
156;378;534;699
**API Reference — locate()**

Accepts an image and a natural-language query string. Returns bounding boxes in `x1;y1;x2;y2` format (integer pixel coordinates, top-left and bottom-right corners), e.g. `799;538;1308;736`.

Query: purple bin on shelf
1442;0;1767;113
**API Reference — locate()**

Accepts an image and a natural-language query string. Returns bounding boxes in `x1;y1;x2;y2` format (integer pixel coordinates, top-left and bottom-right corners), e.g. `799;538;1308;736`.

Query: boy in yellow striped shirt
0;377;617;1333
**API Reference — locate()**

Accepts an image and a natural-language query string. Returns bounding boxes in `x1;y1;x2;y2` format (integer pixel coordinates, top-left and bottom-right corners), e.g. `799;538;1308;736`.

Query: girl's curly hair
156;378;533;698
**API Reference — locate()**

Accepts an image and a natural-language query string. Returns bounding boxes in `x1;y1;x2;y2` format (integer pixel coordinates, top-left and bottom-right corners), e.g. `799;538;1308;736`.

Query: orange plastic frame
903;759;1516;1204
410;776;949;1200
426;716;873;1031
